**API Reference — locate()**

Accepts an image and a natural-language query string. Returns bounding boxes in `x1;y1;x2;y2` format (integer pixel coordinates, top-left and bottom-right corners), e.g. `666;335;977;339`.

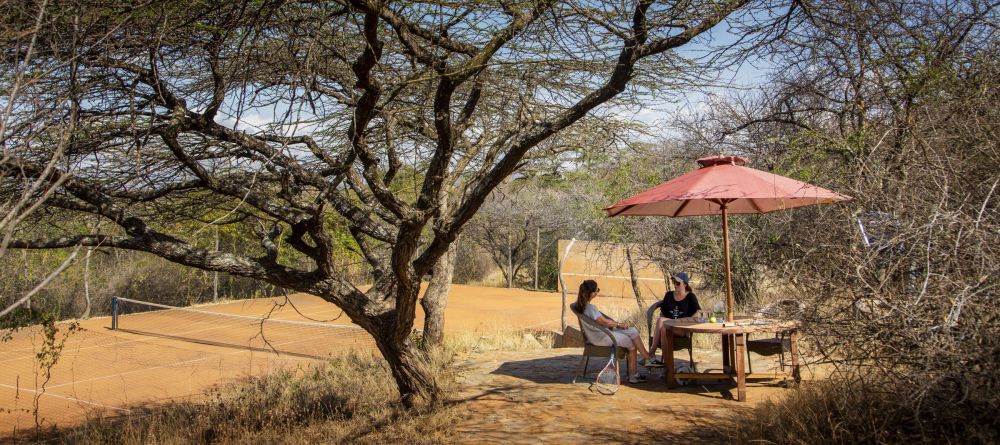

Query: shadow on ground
451;349;796;444
488;353;760;399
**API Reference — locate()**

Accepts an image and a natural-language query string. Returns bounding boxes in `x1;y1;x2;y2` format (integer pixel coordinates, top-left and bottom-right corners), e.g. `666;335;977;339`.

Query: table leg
722;334;730;369
665;333;677;388
735;333;747;402
730;334;737;372
790;330;801;383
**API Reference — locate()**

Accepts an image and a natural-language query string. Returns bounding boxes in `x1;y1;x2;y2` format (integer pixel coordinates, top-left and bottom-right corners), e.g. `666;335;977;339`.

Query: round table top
661;317;801;334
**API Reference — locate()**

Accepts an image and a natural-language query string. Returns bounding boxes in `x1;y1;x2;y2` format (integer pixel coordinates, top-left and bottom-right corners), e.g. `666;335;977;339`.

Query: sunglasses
671;281;682;286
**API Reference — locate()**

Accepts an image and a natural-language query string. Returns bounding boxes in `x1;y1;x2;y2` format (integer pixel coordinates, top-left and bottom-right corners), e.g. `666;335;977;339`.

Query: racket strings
591;356;621;395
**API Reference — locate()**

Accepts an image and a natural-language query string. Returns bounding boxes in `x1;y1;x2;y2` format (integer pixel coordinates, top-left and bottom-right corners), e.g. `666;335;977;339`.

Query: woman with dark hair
574;279;659;383
649;272;701;358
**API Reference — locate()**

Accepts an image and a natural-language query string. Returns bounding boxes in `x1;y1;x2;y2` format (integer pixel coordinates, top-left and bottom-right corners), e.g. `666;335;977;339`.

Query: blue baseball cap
672;272;689;285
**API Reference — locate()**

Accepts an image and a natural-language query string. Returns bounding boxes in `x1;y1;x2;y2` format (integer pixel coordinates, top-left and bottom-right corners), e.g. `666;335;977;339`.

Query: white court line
0;382;132;413
2;332;375;424
523;318;562;329
1;301;353;355
116;298;364;330
41;327;367;390
1;323;372;417
561;272;663;281
3;316;551;418
0;304;354;361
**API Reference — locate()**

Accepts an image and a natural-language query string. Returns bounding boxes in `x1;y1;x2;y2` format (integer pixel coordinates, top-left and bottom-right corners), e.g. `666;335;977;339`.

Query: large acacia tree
1;0;788;405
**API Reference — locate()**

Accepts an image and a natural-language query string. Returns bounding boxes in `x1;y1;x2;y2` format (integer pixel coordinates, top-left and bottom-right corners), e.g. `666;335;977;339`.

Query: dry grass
12;327;543;445
464;268;508;288
26;350;464;445
445;320;556;352
715;379;1000;445
600;305;648;335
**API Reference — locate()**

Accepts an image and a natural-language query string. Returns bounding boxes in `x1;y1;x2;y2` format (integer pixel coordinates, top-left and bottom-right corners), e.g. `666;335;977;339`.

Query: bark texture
421;242;456;349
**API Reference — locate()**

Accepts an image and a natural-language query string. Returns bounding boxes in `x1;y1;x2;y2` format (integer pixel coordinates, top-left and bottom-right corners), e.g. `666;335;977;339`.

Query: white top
581;303;607;343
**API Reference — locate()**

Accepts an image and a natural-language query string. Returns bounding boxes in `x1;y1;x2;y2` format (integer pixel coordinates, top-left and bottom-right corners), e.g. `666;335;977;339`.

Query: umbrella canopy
606;156;851;217
604;155;851;321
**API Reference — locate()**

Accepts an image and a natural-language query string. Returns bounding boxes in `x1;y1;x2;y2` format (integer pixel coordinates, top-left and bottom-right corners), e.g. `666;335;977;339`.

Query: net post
111;296;118;330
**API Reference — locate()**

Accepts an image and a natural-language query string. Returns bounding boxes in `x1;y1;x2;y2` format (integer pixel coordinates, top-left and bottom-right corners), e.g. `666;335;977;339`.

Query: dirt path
451;348;798;444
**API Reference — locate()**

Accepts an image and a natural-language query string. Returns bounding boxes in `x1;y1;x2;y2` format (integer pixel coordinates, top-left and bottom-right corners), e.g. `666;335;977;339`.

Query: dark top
660;291;700;319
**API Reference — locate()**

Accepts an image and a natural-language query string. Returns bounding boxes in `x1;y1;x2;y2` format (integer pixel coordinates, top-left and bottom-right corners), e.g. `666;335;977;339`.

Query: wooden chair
746;299;803;374
569;303;632;383
645;301;694;366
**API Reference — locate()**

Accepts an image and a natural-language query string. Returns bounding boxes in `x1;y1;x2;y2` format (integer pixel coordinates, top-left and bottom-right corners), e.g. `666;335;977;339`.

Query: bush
451;244;495;285
0;250;289;321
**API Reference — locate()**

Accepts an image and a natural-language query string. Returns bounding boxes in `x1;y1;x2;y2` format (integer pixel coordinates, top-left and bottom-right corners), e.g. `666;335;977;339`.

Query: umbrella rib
748;198;764;213
671;200;691;217
607;204;634;217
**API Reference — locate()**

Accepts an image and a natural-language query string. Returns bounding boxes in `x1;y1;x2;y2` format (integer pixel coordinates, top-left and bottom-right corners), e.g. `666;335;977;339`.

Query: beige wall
557;239;668;301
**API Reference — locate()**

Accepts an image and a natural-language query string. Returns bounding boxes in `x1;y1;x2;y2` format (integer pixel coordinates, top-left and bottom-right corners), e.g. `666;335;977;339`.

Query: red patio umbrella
604;155;851;321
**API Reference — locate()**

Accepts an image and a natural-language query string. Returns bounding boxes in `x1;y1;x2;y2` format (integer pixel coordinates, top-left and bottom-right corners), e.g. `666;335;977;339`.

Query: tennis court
1;284;606;435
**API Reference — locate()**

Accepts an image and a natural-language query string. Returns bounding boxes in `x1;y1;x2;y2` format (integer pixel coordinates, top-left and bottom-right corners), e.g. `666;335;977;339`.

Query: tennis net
111;297;374;359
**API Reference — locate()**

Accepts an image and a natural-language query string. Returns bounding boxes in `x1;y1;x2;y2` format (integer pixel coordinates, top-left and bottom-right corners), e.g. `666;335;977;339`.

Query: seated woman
649;272;701;358
575;279;660;383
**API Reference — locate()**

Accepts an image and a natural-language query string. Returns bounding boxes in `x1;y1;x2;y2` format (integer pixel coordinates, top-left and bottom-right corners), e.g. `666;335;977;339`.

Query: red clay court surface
1;284;636;436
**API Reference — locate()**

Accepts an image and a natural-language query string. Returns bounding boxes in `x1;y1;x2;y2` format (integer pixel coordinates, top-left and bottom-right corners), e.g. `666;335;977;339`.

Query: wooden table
662;318;802;402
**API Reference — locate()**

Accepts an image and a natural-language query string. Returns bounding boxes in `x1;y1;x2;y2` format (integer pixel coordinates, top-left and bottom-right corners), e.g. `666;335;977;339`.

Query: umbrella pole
721;204;735;322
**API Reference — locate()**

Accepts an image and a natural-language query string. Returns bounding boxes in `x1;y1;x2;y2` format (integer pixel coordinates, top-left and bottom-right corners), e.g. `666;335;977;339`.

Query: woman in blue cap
649;272;701;359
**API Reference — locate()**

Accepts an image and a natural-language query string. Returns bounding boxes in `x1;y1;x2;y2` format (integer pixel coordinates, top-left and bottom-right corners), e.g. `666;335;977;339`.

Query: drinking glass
712;302;724;321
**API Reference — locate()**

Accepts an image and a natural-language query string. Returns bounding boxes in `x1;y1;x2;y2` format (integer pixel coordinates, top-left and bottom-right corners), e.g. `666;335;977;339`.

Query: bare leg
627;349;638;376
630;335;653;361
660;324;672;351
650;317;667;356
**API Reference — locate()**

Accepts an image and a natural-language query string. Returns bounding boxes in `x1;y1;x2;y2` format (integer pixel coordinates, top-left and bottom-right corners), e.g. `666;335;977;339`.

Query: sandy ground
1;284;802;442
451;348;801;445
1;285;642;436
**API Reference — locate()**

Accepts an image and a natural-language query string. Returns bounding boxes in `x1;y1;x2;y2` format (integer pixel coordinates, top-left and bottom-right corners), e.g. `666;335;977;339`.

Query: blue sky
616;12;778;135
218;9;776;144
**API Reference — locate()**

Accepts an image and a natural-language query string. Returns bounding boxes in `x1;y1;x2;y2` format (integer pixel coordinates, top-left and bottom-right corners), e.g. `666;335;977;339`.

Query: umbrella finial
697;155;748;168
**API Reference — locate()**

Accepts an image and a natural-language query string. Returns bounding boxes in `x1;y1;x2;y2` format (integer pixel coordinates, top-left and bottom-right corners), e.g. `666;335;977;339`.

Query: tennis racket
591;352;620;395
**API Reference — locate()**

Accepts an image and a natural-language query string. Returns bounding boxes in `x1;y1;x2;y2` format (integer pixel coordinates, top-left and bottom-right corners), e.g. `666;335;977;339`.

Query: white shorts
590;326;639;350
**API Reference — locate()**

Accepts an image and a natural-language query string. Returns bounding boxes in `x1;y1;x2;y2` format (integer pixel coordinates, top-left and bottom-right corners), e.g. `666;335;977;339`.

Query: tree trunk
533;228;539;290
213;226;219;302
506;232;513;288
625;246;643;309
82;247;92;319
23;250;30;310
372;325;441;408
421;240;456;350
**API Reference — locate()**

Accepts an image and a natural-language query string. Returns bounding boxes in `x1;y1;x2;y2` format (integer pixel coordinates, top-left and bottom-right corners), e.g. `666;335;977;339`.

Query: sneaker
642;358;664;368
628;374;648;384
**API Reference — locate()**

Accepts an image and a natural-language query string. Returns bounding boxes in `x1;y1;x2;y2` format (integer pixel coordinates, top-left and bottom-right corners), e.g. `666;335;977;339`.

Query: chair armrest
646;300;663;349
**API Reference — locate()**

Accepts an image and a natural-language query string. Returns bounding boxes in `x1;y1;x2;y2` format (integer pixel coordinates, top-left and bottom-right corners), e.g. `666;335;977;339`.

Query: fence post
111;296;118;330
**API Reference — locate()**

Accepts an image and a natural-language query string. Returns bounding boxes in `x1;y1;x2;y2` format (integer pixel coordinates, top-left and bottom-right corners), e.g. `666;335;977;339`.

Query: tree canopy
1;0;797;404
